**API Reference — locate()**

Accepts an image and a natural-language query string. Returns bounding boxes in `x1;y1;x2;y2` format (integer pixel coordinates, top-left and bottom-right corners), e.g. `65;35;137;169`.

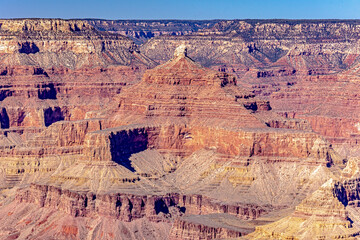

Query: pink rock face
169;217;248;240
268;74;360;146
15;184;271;223
0;64;147;129
143;55;236;87
0;18;359;240
139;20;360;155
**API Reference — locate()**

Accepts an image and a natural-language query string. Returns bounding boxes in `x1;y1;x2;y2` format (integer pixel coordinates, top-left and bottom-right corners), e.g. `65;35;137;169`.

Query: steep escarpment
200;19;360;40
0;19;156;147
245;179;360;239
169;214;253;239
88;18;360;151
0;43;339;240
244;157;360;240
141;20;360;66
139;19;360;152
0;201;171;240
0;19;157;68
0;20;354;240
88;19;217;44
16;184;272;222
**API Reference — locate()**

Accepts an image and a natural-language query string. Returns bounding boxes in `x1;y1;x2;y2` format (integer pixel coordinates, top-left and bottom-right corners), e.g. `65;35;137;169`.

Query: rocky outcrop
143;45;236;87
0;44;334;190
0;19;95;33
333;158;360;206
0;18;156;142
200;19;360;40
139;19;360;150
0;201;171;240
16;184;183;222
269;75;360;149
88;19;217;44
245;179;360;239
0;19;155;68
169;214;252;240
15;184;271;222
0;29;347;240
113;45;277;131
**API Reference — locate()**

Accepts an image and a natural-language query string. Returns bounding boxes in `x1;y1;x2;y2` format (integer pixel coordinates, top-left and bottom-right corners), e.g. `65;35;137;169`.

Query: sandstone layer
136;19;360;156
0;18;358;240
88;20;217;44
0;18;155;149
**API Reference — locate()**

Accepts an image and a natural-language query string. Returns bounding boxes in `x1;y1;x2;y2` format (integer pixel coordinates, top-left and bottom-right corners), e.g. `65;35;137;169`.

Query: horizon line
1;18;360;22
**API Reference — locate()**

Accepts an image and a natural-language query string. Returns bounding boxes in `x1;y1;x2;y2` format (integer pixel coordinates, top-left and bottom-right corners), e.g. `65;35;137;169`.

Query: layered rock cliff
0;18;358;240
137;19;360;153
244;157;360;240
0;18;156;146
88;19;217;44
245;179;360;239
0;19;156;67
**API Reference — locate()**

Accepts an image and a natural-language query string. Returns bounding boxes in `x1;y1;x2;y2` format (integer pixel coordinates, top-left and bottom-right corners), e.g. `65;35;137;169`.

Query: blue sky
1;0;359;20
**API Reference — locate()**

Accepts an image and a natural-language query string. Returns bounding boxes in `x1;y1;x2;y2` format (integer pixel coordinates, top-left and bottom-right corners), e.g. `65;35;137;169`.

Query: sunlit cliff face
0;18;358;240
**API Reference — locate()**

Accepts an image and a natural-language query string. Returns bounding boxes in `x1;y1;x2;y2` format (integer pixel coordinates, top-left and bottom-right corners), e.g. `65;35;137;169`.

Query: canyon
0;18;359;239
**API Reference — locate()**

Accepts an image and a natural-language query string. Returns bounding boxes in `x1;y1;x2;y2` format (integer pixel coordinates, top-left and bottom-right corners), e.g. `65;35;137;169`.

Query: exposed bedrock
0;45;335;196
0;19;95;32
15;184;270;222
0;29;348;239
140;20;360;68
43;107;66;127
334;165;360;207
0;18;157;134
245;179;360;239
88;19;218;44
83;124;333;165
270;76;360;145
26;118;103;148
169;215;250;240
0;202;171;240
136;20;360;149
0;19;157;70
0;64;147;129
242;157;360;239
38;83;56;99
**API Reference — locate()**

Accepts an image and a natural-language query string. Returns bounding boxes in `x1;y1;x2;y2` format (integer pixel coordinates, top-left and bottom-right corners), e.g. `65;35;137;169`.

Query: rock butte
0;18;358;240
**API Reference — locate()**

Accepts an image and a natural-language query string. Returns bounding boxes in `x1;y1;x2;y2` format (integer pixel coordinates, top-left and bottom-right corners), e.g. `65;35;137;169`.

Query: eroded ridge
0;43;343;239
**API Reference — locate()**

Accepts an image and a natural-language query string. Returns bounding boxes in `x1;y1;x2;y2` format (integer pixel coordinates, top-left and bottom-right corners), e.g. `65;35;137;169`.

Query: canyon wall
0;18;358;240
88;19;217;44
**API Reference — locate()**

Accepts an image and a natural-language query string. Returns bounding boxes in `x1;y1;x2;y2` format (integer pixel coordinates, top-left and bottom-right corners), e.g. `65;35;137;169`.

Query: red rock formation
0;24;345;239
0;19;155;134
138;20;360;153
169;215;250;240
15;184;271;223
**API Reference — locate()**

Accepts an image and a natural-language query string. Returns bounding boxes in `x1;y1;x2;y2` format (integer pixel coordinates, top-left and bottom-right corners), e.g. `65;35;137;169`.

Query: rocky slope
0;18;359;240
242;157;360;240
88;19;217;44
0;40;343;240
0;19;156;68
0;18;156;147
138;19;360;156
